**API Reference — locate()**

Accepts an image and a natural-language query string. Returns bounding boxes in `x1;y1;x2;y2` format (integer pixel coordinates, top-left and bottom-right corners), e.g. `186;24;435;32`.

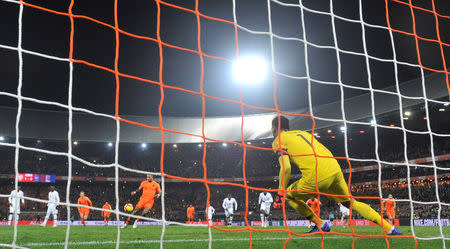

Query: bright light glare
141;143;147;149
0;136;4;141
222;143;227;147
198;144;202;147
404;111;411;116
173;144;178;148
232;56;268;84
340;126;346;132
439;108;445;112
107;142;113;147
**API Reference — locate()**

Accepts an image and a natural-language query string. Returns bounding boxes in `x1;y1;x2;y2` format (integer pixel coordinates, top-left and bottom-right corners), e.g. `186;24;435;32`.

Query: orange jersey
187;206;195;217
384;199;395;210
139;180;161;200
306;198;321;210
102;204;112;216
77;197;92;207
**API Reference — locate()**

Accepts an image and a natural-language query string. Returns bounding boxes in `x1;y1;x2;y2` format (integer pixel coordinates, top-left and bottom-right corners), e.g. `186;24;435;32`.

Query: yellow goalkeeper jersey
272;130;341;184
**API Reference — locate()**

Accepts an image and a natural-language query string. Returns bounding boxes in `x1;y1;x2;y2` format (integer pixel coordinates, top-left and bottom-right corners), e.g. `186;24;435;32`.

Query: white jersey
222;198;237;211
258;193;273;205
339;204;350;215
9;190;24;213
48;191;60;206
206;206;215;219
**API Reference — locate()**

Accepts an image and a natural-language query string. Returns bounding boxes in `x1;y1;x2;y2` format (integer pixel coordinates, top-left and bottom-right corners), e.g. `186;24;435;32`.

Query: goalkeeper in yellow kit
272;115;402;235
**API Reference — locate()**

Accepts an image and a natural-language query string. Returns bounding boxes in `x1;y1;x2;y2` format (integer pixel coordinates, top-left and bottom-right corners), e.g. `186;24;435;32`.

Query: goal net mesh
0;0;449;248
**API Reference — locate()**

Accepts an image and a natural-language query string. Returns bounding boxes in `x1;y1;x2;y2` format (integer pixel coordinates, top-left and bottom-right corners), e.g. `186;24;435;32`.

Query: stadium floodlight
247;142;251;145
141;143;147;149
73;141;78;145
0;136;4;141
222;143;227;147
340;126;346;132
232;56;268;84
444;103;449;106
327;129;332;133
439;108;445;112
107;142;113;147
173;144;178;148
198;144;202;147
404;111;411;116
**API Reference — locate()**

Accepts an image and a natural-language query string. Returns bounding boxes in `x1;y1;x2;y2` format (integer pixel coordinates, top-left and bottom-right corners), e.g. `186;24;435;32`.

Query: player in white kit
222;194;237;226
338;202;350;227
206;205;215;225
40;186;60;227
8;186;24;226
258;191;273;227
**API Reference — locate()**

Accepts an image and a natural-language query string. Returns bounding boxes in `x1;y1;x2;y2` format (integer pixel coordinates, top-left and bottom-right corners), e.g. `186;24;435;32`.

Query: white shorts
208;213;213;220
9;205;20;214
46;205;58;216
224;208;234;217
260;203;271;215
341;211;349;216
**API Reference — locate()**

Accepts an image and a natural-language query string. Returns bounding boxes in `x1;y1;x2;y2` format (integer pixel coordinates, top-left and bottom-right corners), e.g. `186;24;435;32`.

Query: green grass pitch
0;225;449;248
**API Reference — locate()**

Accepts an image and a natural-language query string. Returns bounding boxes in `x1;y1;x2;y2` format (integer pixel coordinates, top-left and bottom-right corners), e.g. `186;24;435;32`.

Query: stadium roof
0;71;447;143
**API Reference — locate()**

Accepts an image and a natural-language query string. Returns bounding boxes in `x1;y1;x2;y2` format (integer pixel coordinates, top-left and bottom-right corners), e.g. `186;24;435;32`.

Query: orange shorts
386;209;395;218
103;213;111;218
187;214;194;219
79;208;90;217
136;198;154;209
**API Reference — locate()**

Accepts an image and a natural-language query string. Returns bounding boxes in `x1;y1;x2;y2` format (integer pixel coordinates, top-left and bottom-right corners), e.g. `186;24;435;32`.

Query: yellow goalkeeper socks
352;200;393;232
286;198;323;227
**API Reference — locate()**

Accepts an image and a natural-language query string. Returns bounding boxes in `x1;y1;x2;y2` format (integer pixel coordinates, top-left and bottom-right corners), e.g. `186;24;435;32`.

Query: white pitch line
22;235;410;247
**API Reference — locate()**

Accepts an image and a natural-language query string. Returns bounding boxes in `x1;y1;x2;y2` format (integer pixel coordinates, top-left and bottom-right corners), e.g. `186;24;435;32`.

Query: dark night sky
0;0;449;117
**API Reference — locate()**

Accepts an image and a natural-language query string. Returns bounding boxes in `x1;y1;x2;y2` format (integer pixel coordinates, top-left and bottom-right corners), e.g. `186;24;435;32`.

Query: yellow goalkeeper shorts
286;171;351;203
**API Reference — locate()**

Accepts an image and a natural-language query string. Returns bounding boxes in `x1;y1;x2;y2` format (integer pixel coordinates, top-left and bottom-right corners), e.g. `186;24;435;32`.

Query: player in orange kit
383;194;396;225
306;197;321;227
187;205;195;224
121;174;161;229
77;191;92;227
102;202;112;226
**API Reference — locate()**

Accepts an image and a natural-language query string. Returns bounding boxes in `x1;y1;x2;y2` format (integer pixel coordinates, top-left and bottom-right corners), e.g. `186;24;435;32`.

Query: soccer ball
124;203;133;212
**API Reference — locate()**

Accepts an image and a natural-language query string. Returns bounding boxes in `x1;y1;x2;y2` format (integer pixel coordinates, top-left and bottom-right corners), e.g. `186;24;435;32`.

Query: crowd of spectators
1;174;449;223
0;134;448;181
